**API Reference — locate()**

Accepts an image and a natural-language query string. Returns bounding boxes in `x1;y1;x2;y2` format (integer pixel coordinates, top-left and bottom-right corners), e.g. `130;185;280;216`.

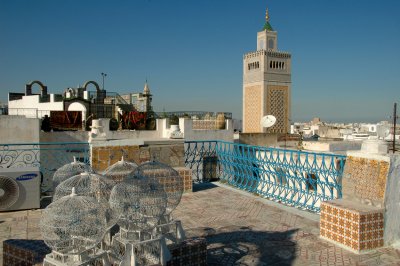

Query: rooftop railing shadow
186;225;298;266
192;182;218;192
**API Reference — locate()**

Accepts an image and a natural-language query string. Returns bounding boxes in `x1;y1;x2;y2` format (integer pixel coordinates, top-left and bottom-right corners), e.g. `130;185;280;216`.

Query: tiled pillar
174;167;193;193
320;199;384;253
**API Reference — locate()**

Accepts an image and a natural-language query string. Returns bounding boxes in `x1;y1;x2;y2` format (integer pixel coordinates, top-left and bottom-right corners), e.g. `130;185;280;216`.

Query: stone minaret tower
143;80;153;113
243;8;291;133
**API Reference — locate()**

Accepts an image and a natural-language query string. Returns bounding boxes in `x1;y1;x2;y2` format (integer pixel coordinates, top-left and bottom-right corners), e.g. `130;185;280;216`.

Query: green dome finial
262;7;274;31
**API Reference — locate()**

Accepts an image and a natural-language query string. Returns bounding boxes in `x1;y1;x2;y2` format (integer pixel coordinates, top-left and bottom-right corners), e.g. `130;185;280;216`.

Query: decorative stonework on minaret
243;7;292;133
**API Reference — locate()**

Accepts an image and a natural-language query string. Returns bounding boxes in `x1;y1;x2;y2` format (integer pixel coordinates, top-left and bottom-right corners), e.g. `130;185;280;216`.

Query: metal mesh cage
53;172;117;230
134;161;183;215
52;157;93;189
40;189;107;254
109;173;167;233
103;156;138;183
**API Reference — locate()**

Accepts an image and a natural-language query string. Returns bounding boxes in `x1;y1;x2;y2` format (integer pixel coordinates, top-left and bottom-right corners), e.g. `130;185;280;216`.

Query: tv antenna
391;102;398;153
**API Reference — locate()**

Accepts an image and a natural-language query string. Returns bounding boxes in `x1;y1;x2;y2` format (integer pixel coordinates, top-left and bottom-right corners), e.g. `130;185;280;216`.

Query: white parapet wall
8;94;64;118
88;118;234;143
384;154;400;246
179;118;234;142
0;115;40;143
303;141;362;153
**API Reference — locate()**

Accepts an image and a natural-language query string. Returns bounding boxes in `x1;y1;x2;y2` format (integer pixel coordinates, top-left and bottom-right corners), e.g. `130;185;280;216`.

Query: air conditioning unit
0;167;41;211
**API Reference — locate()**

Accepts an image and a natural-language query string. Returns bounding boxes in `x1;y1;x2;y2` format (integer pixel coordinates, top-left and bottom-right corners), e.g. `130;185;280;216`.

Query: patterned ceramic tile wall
91;144;192;192
91;145;143;171
174;167;193;193
91;144;185;172
192;120;218;130
342;156;389;205
320;199;384;252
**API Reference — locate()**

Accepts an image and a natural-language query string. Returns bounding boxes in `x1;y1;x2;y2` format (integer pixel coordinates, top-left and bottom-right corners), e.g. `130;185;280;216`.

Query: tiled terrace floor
2;182;400;265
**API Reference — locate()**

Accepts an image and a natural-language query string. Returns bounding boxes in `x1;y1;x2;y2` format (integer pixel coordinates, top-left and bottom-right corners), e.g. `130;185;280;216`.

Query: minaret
143;80;153;113
243;7;291;133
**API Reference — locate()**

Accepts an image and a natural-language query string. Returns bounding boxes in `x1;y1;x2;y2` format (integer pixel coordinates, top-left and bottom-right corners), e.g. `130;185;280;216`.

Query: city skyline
1;0;399;122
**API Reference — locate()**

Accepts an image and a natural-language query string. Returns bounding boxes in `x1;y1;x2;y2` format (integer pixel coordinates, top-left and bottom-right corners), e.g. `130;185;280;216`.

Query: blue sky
1;0;399;122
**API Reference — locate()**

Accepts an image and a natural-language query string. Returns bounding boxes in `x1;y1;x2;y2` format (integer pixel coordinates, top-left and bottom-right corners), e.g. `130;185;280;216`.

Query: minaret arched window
268;39;274;50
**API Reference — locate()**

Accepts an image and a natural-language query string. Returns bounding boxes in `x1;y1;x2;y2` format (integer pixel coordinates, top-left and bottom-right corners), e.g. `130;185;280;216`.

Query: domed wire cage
103;156;138;183
52;157;93;189
40;189;107;254
134;161;183;217
109;172;167;238
53;172;117;230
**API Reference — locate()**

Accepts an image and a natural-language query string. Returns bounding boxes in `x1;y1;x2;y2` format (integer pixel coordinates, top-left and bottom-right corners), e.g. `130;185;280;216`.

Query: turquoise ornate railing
184;140;346;212
0;142;90;192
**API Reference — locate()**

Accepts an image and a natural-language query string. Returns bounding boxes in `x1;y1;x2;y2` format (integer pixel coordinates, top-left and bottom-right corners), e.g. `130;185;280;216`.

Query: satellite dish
260;115;276;128
377;127;390;140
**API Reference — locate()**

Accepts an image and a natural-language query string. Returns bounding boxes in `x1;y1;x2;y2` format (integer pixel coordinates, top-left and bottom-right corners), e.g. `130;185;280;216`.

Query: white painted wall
0;116;40;143
8;94;64;118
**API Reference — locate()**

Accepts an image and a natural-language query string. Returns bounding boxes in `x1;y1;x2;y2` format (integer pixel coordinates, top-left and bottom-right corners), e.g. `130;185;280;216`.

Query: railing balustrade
1;140;345;212
0;142;90;192
185;140;346;212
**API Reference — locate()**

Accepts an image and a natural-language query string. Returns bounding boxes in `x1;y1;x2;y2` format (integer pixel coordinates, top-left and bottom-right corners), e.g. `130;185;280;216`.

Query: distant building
8;80;127;121
0;101;7;115
119;81;153;113
8;80;65;118
311;117;322;125
243;7;291;133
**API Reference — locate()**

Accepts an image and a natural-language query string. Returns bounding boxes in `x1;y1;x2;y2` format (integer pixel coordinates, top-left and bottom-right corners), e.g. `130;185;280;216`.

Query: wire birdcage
52;157;93;189
40;188;107;254
53;172;117;230
109;173;167;235
134;161;183;216
103;156;138;183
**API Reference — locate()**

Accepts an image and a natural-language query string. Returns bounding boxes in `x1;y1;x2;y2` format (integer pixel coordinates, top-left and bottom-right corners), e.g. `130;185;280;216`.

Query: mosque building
243;8;292;133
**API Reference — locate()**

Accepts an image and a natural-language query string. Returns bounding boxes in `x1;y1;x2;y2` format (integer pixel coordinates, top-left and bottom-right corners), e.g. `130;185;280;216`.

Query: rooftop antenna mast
392;102;398;153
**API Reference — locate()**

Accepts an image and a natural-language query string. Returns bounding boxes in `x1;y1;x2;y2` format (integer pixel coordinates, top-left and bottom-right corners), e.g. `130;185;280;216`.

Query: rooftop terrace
2;182;400;265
